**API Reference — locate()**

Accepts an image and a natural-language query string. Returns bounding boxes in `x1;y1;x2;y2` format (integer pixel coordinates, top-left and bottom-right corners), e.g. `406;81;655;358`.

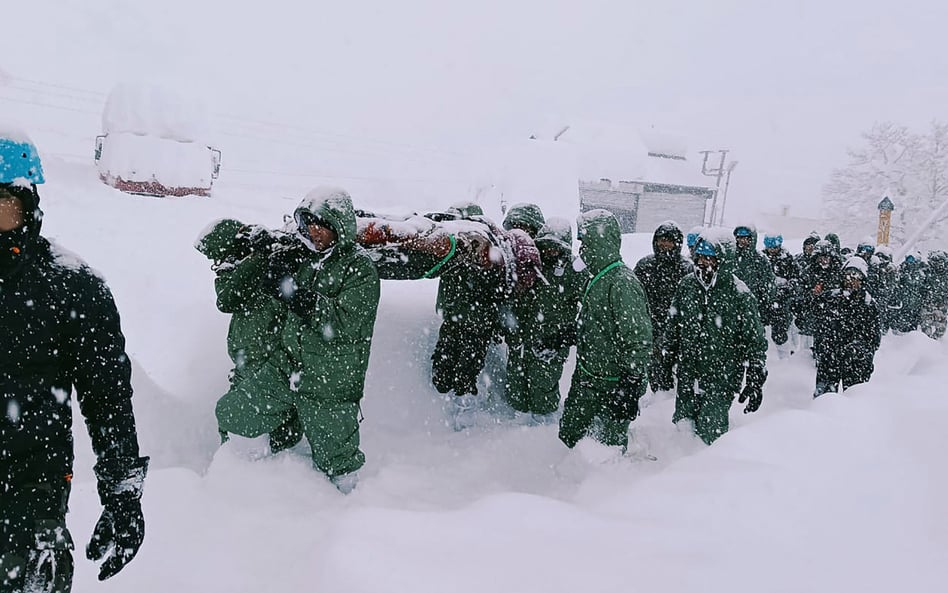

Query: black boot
269;413;303;454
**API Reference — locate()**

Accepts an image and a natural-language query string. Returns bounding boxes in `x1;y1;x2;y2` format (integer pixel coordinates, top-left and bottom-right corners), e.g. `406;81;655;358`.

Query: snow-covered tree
823;122;917;245
823;121;948;250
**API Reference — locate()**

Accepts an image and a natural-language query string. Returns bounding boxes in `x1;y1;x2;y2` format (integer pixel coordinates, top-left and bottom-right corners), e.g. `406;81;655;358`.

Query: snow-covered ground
30;157;948;592
3;2;948;591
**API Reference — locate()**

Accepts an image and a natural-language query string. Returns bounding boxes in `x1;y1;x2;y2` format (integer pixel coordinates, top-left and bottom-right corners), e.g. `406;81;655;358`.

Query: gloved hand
738;363;766;413
738;384;763;413
606;374;644;420
285;286;327;319
542;326;577;351
265;248;304;297
87;457;149;581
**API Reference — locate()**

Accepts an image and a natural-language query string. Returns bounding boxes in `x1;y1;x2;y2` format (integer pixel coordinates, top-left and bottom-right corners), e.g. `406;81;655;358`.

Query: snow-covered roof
525;120;716;190
103;81;210;142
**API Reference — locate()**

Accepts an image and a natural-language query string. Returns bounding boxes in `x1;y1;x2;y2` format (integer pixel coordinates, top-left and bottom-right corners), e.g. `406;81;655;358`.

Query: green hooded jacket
196;219;287;372
281;188;381;401
664;238;768;395
732;224;777;321
519;218;585;346
502;203;546;237
574;210;652;380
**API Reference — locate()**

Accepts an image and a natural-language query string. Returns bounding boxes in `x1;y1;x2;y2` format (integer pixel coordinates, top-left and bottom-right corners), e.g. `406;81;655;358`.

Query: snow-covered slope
3;2;948;592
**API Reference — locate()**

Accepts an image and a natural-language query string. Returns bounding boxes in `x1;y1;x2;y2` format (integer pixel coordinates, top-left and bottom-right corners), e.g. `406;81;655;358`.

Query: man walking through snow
214;187;380;493
0;132;149;591
558;209;652;451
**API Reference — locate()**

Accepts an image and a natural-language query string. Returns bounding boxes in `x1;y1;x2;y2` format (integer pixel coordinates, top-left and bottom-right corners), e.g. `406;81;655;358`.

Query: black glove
284;286;327;318
265;248;305;297
738;362;766;413
87;457;149;581
606;374;644;421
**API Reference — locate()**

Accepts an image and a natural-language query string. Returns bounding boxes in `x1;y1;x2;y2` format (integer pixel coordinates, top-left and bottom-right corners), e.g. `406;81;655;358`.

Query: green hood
503;203;545;237
577;209;622;274
445;201;484;219
294;187;357;251
196;218;246;261
534;216;573;255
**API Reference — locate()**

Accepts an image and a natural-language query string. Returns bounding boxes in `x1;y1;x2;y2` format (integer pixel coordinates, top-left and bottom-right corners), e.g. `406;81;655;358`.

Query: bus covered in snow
94;82;221;197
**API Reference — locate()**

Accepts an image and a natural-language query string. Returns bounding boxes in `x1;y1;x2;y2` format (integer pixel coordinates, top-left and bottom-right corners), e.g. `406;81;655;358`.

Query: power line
0;94;101;116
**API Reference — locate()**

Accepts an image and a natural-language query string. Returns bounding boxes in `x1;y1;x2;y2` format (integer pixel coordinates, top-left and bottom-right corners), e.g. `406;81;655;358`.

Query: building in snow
483;124;717;234
576;130;716;233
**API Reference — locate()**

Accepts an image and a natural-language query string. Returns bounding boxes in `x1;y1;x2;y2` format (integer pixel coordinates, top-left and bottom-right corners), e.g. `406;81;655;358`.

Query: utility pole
716;160;739;226
700;149;729;225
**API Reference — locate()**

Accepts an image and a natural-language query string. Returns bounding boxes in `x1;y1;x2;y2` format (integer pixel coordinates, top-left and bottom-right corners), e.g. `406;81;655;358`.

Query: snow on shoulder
47;239;101;277
733;275;752;294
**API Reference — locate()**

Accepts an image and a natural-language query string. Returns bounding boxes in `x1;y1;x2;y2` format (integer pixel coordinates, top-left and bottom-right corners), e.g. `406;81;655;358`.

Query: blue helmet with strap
763;234;783;249
694;238;718;257
0;135;45;185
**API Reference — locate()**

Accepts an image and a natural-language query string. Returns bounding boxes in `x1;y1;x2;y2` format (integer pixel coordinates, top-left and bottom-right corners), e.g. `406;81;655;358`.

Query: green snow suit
215;190;380;478
559;210;652;449
664;240;768;445
197;219;290;424
732;226;777;325
505;220;584;415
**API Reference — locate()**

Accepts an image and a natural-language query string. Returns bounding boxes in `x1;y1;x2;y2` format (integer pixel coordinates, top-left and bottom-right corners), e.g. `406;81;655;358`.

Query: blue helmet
686;232;699;248
0;136;45;185
694;239;718;257
734;226;753;238
763;234;783;249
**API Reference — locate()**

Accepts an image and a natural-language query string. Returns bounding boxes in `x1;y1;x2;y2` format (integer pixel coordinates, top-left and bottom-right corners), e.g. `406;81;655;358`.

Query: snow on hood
294;186;358;249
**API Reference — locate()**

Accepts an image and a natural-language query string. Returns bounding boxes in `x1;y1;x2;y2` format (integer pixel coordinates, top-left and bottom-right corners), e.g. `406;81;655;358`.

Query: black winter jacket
816;287;881;363
0;236;140;481
634;254;693;335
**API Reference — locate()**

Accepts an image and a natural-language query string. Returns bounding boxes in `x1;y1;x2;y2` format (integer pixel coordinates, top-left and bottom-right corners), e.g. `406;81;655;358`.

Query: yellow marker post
877;196;894;246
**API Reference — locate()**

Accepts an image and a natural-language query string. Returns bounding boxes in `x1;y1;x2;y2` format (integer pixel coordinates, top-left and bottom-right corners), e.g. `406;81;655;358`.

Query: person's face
765;246;781;257
818;254;831;269
539;246;561;266
655;237;676;255
307;222;337;251
843;270;863;291
804;243;815;256
735;235;753;250
695;254;719;282
0;194;24;232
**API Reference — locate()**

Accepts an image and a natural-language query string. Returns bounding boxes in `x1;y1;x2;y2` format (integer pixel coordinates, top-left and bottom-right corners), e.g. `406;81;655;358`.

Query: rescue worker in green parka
213;187;380;494
196;218;306;451
663;235;768;445
558;209;652;450
504;217;584;422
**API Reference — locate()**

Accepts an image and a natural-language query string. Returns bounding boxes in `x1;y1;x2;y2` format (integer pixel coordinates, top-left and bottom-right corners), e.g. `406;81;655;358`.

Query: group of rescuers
1;130;900;591
199;187;896;492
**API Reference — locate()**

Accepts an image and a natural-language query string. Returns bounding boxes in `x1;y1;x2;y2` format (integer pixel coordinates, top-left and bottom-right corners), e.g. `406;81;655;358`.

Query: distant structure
578;132;715;233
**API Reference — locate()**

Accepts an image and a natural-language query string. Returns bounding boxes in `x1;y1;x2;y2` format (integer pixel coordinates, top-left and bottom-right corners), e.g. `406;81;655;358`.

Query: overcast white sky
9;0;948;219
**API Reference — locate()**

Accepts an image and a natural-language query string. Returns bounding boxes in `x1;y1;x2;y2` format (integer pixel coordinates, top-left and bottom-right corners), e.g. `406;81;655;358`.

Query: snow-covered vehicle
94;82;221;197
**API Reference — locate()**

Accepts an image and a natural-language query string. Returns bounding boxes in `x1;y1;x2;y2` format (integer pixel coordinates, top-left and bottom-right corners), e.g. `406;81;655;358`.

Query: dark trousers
0;470;74;593
431;319;494;396
813;339;874;396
